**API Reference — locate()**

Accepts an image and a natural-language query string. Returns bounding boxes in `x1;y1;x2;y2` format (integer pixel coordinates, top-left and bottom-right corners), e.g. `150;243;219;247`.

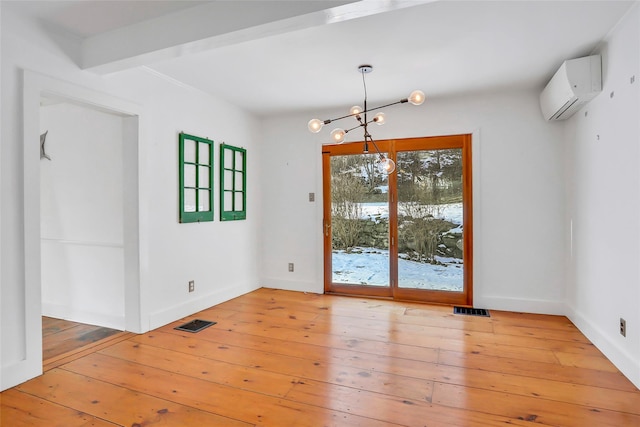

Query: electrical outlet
288;263;294;272
188;280;195;293
620;318;626;337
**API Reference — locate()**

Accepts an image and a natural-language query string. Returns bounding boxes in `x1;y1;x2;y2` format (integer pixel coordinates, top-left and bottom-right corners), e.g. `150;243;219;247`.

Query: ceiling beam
81;0;437;75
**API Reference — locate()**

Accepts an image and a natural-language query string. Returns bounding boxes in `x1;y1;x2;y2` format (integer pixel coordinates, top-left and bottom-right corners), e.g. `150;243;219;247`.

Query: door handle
324;222;331;237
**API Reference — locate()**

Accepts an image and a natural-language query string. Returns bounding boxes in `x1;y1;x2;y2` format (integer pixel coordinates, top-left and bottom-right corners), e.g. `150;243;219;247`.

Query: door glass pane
198;142;209;163
235;171;244;189
224;170;233;191
234;192;244;211
331;154;389;286
224;148;234;166
396;149;464;292
184;189;196;212
184;139;196;163
235;151;244;171
184;164;196;187
198;166;210;188
198;190;210;211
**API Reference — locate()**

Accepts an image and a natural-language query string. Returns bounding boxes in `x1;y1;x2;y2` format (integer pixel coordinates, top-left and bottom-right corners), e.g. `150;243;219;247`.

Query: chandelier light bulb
350;105;363;116
308;118;324;133
408;90;425;106
330;128;346;144
378;157;396;174
373;112;386;125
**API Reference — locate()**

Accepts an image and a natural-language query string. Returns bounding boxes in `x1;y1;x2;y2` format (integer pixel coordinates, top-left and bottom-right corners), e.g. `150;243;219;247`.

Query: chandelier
308;65;425;174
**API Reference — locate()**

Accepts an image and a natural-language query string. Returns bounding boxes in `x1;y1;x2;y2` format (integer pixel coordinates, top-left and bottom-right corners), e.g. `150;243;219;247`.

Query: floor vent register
174;319;217;333
453;307;490;317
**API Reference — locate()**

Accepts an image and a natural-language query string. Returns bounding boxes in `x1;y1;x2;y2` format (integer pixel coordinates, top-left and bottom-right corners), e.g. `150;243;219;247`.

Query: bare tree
331;158;368;251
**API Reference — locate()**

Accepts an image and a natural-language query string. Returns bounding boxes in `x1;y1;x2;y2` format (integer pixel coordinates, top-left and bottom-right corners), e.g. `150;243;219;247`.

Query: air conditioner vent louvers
552;98;580;120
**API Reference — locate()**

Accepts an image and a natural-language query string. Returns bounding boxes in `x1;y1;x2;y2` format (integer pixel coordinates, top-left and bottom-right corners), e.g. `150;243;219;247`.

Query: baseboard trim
42;302;125;330
566;303;640;390
147;282;259;331
260;277;323;294
473;295;566;316
1;359;42;392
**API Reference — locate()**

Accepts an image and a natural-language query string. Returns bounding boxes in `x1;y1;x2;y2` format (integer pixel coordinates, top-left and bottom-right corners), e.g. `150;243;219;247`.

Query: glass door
323;135;472;305
323;142;393;297
394;145;470;304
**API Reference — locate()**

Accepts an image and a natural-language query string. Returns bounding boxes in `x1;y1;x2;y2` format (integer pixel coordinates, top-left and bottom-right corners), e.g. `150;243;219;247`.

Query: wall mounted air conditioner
539;55;602;121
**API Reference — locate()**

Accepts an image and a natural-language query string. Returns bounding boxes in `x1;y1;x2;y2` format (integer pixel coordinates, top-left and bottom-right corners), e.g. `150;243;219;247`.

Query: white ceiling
4;0;209;37
4;0;636;116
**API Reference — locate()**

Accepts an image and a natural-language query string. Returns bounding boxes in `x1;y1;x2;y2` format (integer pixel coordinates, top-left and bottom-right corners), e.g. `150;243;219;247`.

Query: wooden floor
2;288;639;426
42;317;124;364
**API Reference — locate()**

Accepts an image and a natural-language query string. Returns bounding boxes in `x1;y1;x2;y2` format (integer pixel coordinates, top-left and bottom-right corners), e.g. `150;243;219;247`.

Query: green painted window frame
220;143;247;221
179;133;214;223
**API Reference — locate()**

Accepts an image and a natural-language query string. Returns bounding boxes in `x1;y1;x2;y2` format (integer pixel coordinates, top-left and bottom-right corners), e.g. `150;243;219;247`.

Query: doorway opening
8;71;145;390
322;134;473;305
39;98;132;364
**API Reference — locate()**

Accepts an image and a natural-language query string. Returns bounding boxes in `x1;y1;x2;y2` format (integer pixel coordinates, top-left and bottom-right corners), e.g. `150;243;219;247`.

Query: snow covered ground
332;202;464;292
332;248;463;291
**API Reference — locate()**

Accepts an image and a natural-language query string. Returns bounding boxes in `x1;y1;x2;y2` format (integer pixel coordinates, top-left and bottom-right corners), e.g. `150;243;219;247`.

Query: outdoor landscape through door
323;135;472;305
326;150;392;298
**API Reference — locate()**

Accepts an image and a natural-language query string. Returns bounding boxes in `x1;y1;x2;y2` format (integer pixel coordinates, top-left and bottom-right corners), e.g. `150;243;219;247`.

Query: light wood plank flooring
3;288;639;426
42;317;125;365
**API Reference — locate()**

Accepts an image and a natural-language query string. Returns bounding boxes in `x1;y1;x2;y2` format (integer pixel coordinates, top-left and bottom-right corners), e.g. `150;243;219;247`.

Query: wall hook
40;130;51;160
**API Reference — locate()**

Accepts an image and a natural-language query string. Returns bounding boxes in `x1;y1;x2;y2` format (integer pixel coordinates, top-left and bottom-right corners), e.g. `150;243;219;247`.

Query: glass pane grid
220;144;246;220
180;133;214;223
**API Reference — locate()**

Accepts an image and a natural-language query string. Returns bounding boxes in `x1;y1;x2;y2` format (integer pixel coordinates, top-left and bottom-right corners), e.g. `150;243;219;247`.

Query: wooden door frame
322;141;394;298
322;135;473;306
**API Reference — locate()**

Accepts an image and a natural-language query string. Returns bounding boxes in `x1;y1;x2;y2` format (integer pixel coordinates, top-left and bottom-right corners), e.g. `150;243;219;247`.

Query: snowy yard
332;202;464;292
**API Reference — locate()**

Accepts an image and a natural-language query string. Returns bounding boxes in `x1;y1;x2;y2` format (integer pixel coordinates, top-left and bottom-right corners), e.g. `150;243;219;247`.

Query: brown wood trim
463;133;473;305
322;134;473;306
327;284;393;298
388;142;399;296
322;152;332;293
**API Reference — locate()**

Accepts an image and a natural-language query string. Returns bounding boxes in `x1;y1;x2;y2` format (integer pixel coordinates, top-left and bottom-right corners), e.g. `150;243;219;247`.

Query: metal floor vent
453;307;490;317
174;319;217;333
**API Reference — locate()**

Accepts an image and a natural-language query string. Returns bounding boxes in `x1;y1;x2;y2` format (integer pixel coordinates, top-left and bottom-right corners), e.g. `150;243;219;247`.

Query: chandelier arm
320;98;407;124
321;112;353;124
345;123;364;133
366;134;386;161
364;99;407;113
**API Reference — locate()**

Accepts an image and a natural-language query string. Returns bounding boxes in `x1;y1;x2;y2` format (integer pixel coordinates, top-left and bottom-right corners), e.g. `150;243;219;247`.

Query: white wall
1;6;261;390
123;69;263;331
260;89;567;314
40;102;125;329
565;4;640;389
